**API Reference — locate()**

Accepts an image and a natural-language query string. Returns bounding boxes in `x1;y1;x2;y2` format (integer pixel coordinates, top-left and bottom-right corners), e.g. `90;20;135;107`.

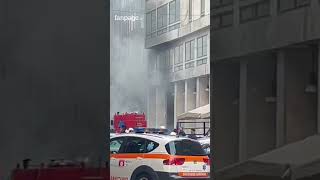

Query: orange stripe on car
110;154;209;162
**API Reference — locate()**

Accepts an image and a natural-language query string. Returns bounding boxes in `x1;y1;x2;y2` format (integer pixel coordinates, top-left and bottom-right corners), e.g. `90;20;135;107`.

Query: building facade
211;0;320;179
145;0;210;131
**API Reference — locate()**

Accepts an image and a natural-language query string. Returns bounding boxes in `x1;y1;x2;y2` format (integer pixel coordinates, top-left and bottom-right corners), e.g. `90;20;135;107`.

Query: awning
216;134;320;180
177;104;210;120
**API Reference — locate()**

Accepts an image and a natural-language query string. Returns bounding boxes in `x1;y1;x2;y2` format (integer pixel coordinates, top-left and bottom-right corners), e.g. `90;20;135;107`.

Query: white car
110;133;210;180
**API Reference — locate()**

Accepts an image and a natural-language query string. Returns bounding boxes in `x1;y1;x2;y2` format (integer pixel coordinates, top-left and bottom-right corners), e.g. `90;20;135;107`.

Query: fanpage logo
114;15;142;22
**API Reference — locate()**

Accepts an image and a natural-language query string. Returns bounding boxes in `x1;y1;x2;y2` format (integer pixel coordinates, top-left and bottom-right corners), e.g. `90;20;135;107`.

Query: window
212;0;233;8
197;35;208;58
169;0;180;31
146;140;159;153
165;140;206;156
157;4;168;35
123;137;146;153
174;44;183;72
189;0;192;22
197;58;207;66
240;0;270;23
185;62;195;69
146;12;151;38
151;10;156;37
169;49;175;68
185;40;195;62
201;0;205;16
278;0;310;12
110;137;125;154
212;11;233;30
174;45;183;65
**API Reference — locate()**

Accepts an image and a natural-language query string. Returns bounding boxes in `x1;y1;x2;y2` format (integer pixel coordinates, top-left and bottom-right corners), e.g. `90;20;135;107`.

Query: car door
121;137;147;179
110;137;126;179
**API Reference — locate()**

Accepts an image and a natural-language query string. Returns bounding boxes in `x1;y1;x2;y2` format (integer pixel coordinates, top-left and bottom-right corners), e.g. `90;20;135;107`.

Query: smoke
110;0;148;117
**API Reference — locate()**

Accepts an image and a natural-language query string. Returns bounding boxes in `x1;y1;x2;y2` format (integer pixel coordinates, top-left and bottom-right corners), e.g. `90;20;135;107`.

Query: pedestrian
178;127;186;136
188;128;197;140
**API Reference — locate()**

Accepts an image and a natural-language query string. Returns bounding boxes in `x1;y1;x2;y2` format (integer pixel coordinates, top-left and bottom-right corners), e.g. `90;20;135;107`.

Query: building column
196;77;200;108
174;83;177;128
276;50;286;147
239;61;248;161
185;80;188;112
155;87;158;127
318;43;320;133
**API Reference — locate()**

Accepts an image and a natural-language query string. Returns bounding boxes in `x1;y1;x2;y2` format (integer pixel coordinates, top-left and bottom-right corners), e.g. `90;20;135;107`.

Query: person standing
188;128;197;140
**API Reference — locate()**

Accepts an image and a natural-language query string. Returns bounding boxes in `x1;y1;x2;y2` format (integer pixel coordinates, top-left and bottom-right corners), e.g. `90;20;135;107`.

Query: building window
197;58;207;66
212;0;233;8
185;40;195;62
169;0;180;31
197;35;208;58
169;49;175;69
146;10;157;39
157;4;168;35
212;11;233;30
185;62;195;69
165;50;171;70
240;0;270;23
278;0;310;12
174;44;183;72
201;0;205;16
189;0;193;22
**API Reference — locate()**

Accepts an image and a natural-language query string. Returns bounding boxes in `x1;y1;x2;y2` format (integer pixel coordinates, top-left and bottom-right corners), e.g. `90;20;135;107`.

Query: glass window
170;49;175;67
174;46;179;65
146;12;151;37
197;37;203;58
151;10;156;36
110;137;125;154
201;0;205;15
279;0;310;12
179;44;183;63
185;41;191;61
146;140;159;153
169;0;176;24
157;4;168;35
189;0;192;22
240;0;270;22
190;40;195;60
212;0;233;8
165;140;206;156
123;137;146;153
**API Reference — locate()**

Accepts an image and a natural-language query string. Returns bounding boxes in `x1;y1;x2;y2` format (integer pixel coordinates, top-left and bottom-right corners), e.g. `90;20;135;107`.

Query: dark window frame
212;11;234;30
240;0;271;23
278;0;311;13
211;0;234;9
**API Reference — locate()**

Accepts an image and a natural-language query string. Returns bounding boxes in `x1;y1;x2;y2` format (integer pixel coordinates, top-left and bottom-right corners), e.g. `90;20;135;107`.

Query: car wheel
136;173;153;180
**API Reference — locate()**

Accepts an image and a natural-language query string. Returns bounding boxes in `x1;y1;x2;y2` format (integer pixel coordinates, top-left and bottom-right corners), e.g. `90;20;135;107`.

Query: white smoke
110;0;148;118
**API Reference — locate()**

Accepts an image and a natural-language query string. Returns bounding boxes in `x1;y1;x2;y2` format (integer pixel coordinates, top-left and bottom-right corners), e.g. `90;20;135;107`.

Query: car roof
110;133;194;144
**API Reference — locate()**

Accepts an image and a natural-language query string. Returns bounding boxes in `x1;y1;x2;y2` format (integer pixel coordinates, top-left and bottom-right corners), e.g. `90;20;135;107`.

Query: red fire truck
112;112;147;133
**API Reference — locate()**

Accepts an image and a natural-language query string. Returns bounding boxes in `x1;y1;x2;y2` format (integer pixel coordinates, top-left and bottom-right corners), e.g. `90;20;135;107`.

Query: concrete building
211;0;320;179
145;0;210;131
0;0;106;177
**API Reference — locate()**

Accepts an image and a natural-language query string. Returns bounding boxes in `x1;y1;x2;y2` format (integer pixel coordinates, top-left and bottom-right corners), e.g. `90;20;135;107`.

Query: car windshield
165;139;206;156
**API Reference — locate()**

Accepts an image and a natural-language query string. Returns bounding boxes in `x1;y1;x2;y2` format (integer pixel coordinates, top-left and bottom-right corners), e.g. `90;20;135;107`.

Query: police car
110;133;210;180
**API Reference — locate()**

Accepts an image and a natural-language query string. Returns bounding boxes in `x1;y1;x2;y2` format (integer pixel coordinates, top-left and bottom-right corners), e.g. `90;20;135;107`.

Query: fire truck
112;112;147;133
11;159;108;180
